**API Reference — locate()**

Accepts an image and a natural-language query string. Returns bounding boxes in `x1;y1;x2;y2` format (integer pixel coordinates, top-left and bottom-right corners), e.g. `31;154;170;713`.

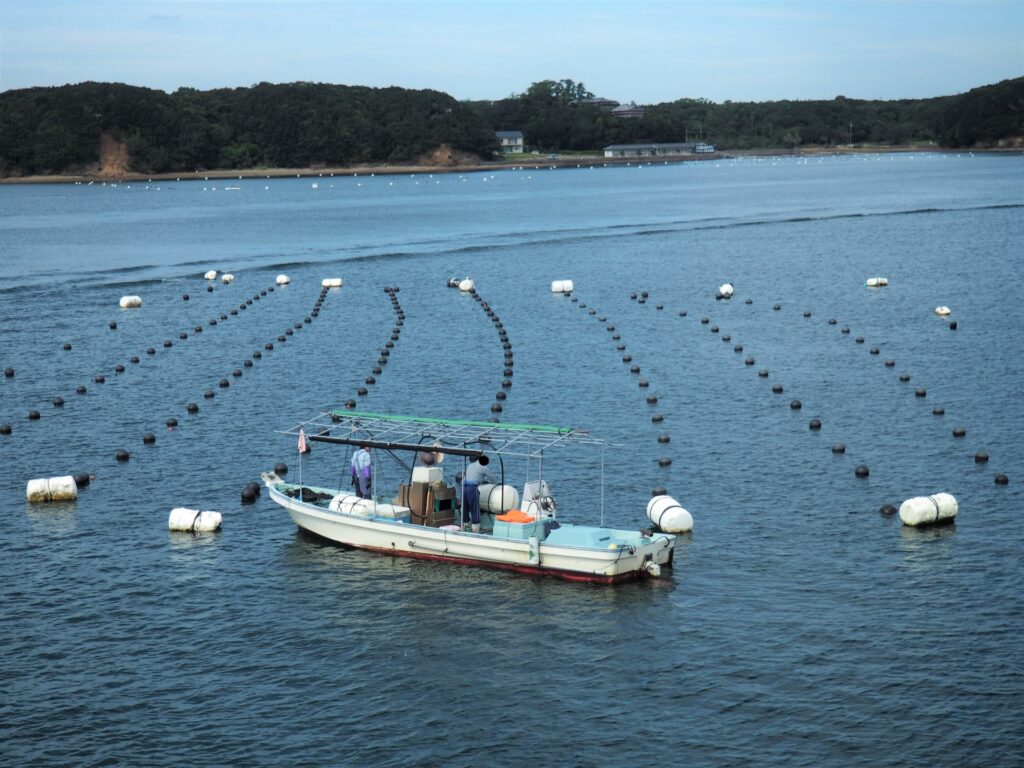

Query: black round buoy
758;369;769;377
975;452;989;463
773;304;781;311
679;310;687;317
63;343;72;351
630;293;637;300
701;317;709;325
722;335;731;342
809;419;821;430
745;299;752;304
617;344;626;351
652;486;667;497
855;337;864;344
855;465;870;478
179;332;188;340
588;308;596;315
357;387;368;396
949;321;958;330
501;379;512;389
638;378;649;388
230;309;238;316
0;424;10;435
870;347;879;355
651;414;664;423
304;317;312;324
143;433;156;444
503;368;514;377
204;390;215;399
94;374;106;384
884;359;895;367
163;340;172;348
745;357;755;366
241;485;258;504
828;319;837;325
832;443;846;454
880;505;897;517
772;384;783;393
232;369;242;378
115;449;130;462
147;348;156;355
379;357;388;365
790;400;801;409
253;351;262;359
734;345;743;353
932;407;944;415
899;374;911;382
915;388;926;397
657;434;670;443
345;399;356;409
496;391;507;401
219;379;230;388
612;334;620;340
373;366;382;375
366;376;376;385
187;403;199;413
952;427;966;438
28;409;41;420
710;326;718;333
656;304;663;310
275;463;288;475
76;385;87;394
491;403;503;413
166;417;178;428
286;329;293;336
182;294;189;301
658;457;672;467
109;321;117;330
265;343;274;350
115;364;125;373
52;396;64;407
995;474;1009;485
841;326;850;334
803;311;811;318
73;472;90;487
243;360;252;368
207;285;214;292
131;356;139;363
646;395;657;404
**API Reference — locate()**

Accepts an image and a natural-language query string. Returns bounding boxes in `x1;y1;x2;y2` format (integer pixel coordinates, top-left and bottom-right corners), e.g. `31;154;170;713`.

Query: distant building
572;97;620;110
603;142;716;158
611;102;645;119
495;130;524;154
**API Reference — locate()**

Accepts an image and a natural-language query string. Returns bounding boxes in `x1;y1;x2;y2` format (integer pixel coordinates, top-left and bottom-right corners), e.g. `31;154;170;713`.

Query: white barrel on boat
718;282;734;298
276;274;290;285
26;475;78;503
934;306;952;316
119;295;142;309
866;277;889;287
204;270;218;281
898;492;957;527
478;484;520;513
458;278;475;292
550;279;574;293
646;495;693;533
221;273;235;284
168;507;222;532
322;277;343;288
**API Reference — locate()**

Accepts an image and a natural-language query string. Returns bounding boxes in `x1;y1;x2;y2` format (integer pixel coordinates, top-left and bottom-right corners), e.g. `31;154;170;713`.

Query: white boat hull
268;483;675;584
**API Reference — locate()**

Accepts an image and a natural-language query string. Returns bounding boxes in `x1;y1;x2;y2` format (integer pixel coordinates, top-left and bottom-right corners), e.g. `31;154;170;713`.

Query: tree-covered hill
0;77;1021;177
0;81;499;176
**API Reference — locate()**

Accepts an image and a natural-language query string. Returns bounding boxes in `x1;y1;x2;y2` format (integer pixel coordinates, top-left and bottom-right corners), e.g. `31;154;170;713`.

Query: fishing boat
263;411;682;584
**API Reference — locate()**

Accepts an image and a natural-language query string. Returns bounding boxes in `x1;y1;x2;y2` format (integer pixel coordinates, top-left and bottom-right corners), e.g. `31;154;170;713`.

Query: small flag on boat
297;429;309;454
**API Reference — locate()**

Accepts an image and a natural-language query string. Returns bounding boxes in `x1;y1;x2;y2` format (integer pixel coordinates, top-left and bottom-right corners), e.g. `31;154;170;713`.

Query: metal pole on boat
600;444;605;527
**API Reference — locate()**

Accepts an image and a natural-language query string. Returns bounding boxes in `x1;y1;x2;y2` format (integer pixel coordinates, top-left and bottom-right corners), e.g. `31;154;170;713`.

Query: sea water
1;153;1022;767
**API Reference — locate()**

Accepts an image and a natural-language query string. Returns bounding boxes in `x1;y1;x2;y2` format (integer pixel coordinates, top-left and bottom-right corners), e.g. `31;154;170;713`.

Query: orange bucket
496;509;536;523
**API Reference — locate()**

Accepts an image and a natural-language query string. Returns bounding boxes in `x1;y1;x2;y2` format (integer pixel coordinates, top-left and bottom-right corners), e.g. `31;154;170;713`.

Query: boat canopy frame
280;410;614;460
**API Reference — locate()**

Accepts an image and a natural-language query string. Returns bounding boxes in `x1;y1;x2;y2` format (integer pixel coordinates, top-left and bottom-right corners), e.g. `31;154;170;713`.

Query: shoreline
0;145;1013;185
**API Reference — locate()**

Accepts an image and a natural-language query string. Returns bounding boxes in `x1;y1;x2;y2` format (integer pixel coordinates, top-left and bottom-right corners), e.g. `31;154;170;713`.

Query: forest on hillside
0;77;1021;177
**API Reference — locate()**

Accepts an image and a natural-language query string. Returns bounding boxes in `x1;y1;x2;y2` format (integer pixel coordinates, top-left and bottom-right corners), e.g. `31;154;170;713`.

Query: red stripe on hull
297;527;642;584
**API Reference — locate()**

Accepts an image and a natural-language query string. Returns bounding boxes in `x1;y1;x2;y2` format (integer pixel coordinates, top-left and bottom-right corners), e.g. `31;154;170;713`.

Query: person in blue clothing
350;446;372;499
462;454;496;533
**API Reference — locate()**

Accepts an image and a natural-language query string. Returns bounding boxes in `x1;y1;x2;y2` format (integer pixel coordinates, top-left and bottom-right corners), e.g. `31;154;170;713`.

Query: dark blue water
1;153;1022;767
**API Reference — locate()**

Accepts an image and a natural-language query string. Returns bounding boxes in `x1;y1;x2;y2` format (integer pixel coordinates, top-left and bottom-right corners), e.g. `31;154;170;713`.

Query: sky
0;0;1021;103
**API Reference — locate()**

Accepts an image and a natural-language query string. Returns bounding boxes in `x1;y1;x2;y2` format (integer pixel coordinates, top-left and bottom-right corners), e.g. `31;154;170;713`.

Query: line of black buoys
143;433;156;444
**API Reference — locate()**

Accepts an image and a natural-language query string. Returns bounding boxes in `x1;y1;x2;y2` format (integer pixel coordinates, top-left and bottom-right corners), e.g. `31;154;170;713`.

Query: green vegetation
0;76;1020;177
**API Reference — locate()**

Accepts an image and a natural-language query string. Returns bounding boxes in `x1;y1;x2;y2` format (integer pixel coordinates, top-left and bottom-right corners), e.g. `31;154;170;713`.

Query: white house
495;130;524;154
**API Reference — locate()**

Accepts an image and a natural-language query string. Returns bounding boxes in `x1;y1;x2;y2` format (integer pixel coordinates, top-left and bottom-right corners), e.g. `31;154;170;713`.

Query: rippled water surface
1;153;1023;767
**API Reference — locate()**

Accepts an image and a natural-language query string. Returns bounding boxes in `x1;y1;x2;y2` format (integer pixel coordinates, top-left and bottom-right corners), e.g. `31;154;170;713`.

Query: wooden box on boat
397;482;456;527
